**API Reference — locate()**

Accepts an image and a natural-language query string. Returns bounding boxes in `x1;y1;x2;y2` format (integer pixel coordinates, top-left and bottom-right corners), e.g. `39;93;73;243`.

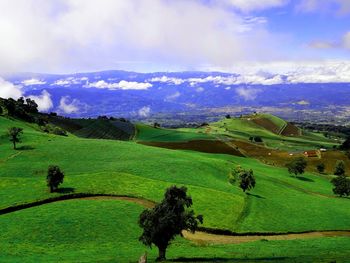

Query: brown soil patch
80;196;155;208
251;118;280;134
281;123;301;136
139;140;244;157
183;230;350;245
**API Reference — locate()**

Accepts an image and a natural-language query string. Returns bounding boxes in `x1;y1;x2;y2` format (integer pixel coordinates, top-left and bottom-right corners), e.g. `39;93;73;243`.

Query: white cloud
0;77;23;99
219;0;288;12
165;91;181;101
22;78;46;86
138;106;151;117
28;90;53;111
296;0;350;14
86;80;152;90
342;31;350;49
308;31;350;50
58;96;80;114
0;0;283;73
149;76;185;85
187;74;284;85
51;77;86;86
196;87;205;92
236;87;262;100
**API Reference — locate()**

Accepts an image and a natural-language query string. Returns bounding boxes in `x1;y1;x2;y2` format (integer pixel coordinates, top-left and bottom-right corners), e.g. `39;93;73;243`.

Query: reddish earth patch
281;123;301;136
251;118;280;134
139;140;244;157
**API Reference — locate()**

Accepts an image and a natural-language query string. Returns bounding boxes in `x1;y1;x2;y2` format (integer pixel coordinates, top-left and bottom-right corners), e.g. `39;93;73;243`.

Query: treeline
295;122;350;137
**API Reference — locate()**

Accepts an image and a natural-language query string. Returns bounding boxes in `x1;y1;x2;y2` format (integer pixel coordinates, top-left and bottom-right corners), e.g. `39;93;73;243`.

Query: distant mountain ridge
3;70;350;123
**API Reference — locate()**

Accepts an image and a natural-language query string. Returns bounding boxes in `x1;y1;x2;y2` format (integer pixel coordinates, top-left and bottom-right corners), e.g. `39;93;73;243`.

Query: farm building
303;150;321;158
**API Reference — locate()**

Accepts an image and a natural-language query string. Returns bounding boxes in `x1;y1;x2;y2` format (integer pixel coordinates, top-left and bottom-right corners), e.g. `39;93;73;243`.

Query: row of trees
286;157;349;197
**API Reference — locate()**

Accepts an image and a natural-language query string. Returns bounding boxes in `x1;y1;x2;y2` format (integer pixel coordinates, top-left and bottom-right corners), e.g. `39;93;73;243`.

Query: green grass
0;199;349;263
135;123;214;142
1;116;350;262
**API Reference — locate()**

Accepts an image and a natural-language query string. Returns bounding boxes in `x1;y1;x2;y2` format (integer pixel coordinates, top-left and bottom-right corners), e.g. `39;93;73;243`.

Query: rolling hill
0;113;350;262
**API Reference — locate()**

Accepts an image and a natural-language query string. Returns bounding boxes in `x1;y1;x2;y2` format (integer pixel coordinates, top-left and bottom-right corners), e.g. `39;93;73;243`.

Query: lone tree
331;175;350;197
316;163;325;174
47;165;64;192
138;186;203;261
239;169;256;193
334;160;346;176
340;136;350;150
286;157;307;177
8;127;23;149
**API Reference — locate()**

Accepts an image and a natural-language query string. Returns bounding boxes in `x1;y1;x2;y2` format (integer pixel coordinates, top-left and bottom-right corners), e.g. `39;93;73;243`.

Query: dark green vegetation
8;126;23;149
331;175;350;197
286;157;307;177
46;165;65;193
1;105;350;262
334;160;346;176
139;186;203;261
238;169;256;193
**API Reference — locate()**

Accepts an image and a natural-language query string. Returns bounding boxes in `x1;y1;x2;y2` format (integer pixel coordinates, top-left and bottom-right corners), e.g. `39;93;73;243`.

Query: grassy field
135;123;215;142
1;115;350;262
1;199;350;263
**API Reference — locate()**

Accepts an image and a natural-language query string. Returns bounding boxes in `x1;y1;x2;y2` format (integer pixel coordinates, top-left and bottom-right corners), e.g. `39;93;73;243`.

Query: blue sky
0;0;349;74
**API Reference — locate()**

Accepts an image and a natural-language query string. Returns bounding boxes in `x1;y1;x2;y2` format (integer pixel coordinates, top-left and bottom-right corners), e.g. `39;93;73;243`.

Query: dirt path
183;230;350;245
1;193;349;245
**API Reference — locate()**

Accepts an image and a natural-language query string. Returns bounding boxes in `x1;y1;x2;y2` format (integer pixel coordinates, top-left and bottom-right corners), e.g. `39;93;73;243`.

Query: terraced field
0;116;349;262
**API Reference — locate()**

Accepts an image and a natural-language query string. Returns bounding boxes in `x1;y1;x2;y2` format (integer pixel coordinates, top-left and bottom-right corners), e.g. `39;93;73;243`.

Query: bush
334;160;346;176
316;163;325;174
47;165;64;193
286;157;307;177
331;175;350;197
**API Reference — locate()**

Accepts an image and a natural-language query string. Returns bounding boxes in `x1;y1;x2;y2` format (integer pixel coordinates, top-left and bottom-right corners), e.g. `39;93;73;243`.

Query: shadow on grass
295;176;314;182
56;187;75;194
247;193;265;199
16;145;35;150
170;257;288;262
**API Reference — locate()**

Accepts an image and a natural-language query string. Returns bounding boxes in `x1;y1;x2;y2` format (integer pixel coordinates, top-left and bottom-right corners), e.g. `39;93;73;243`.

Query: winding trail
1;193;349;245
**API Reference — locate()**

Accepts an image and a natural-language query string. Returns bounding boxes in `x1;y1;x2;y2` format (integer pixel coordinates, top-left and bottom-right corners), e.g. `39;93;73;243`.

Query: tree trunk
156;246;166;262
13;141;16;150
50;185;54;193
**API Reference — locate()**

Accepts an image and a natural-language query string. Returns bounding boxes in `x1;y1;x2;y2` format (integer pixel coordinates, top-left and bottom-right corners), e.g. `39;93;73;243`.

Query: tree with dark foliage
331;175;350;197
286;157;307;177
47;165;64;193
8;127;23;149
340;137;350;150
334;160;346;176
316;163;325;174
239;169;256;193
138;186;203;261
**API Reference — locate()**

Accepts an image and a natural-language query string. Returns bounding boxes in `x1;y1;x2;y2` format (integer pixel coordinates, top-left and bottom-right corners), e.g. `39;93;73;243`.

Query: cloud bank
28;90;53;111
86;80;152;90
0;78;23;99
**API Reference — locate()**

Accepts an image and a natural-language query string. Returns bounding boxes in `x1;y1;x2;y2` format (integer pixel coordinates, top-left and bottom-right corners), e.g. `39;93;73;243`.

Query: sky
0;0;349;74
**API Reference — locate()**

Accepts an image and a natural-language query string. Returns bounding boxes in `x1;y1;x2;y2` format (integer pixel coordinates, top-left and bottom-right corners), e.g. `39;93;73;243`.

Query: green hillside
1;115;350;262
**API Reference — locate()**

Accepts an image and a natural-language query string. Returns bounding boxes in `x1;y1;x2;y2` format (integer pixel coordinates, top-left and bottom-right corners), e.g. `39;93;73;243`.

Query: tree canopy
334;160;346;176
331;175;350;197
286;157;307;177
138;186;203;261
239;169;256;193
8;127;23;149
47;165;65;193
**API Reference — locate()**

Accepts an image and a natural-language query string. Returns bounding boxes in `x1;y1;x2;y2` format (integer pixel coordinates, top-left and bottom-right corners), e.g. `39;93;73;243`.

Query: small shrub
334;160;346;176
316;163;325;174
47;165;64;193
